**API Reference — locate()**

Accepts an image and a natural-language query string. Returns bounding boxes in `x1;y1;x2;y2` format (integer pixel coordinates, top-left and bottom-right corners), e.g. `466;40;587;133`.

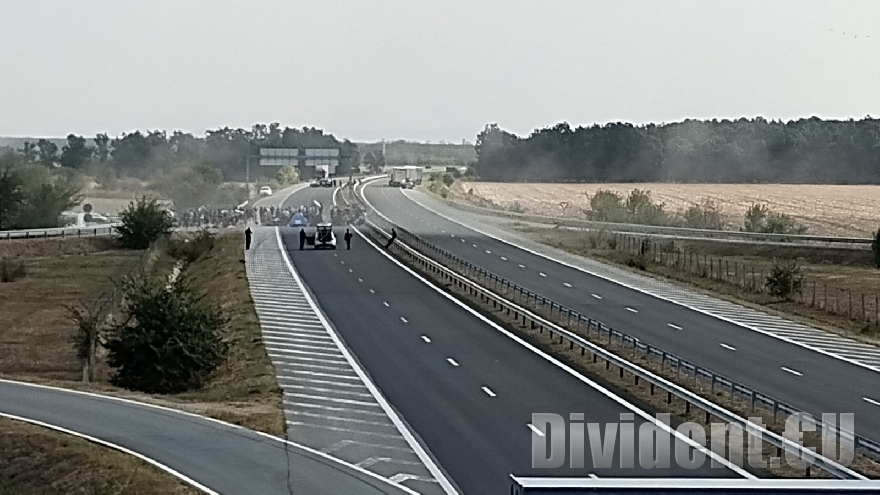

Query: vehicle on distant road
319;177;333;187
313;222;336;249
310;179;321;188
389;167;407;187
288;211;309;227
259;186;273;196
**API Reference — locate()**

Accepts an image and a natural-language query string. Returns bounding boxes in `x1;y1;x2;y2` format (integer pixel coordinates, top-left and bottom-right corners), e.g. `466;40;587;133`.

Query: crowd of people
176;206;252;229
172;199;365;230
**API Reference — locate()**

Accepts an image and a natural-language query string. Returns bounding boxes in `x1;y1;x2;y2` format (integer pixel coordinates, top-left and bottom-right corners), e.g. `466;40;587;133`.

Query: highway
277;186;747;494
360;181;880;444
0;379;416;494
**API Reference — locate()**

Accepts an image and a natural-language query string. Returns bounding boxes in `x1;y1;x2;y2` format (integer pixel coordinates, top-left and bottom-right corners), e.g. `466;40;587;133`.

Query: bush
765;259;804;300
588;189;626;223
441;173;455;187
105;275;227;394
276;165;300;186
167;229;216;264
872;228;880;268
743;204;807;235
625;189;668;226
116;196;174;249
0;258;26;282
683;199;725;230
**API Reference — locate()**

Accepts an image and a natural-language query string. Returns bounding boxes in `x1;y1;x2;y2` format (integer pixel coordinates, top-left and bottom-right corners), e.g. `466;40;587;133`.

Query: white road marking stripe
272;361;354;374
358;278;363;282
482;387;496;397
591;293;602;299
370;289;375;294
781;367;803;376
719;343;737;351
563;282;572;288
472;243;477;248
518;264;525;268
262;329;331;339
285;421;403;440
282;392;381;407
446;358;459;367
539;272;547;277
527;424;545;437
280;369;361;381
667;323;682;330
277;376;367;389
279;384;373;398
348;268;353;273
485;250;491;254
626;307;638;313
400;317;408;323
863;397;880;407
383;301;389;307
421;335;431;343
501;256;507;261
287;410;397;429
267;348;347;360
284;400;388;417
588;474;599;479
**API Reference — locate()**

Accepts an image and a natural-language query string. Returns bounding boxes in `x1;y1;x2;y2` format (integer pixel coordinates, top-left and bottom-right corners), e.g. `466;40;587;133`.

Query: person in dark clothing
344;229;352;250
299;228;306;250
384;228;397;248
244;227;252;250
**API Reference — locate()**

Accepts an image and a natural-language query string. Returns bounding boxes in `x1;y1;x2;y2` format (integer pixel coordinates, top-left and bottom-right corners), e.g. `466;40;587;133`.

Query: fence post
811;280;816;307
862;293;866;321
849;290;853;319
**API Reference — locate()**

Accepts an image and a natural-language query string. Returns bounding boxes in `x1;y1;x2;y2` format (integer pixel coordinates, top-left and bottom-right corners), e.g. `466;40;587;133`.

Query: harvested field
0;416;199;494
456;182;880;237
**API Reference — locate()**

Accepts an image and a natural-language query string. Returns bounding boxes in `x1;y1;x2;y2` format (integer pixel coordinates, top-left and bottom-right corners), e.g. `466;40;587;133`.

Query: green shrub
441;173;455;187
743;204;807;235
765;258;804;300
588;189;626;223
105;275;227;394
683;199;725;230
625;189;668;226
116;196;174;249
167;229;216;264
0;258;26;282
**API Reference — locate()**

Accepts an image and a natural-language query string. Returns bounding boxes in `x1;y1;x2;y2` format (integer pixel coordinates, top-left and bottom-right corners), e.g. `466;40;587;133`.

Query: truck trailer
389;167;407;187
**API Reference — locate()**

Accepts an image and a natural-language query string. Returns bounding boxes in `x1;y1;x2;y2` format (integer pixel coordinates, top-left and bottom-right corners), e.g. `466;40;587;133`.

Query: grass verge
0;416;199;495
516;225;880;347
365;226;880;479
0;234;284;436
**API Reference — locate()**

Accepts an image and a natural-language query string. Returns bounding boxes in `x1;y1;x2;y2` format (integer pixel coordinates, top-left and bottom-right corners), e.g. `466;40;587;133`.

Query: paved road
361;182;880;444
0;380;416;495
276;186;746;493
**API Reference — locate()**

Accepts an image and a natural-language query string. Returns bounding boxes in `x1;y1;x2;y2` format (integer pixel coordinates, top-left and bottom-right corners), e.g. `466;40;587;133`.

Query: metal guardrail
432;197;873;248
0;224;120;240
360;214;872;480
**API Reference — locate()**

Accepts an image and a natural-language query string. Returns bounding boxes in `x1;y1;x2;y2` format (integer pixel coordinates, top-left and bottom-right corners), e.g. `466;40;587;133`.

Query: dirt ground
457;181;880;237
0;416;199;495
0;234;284;436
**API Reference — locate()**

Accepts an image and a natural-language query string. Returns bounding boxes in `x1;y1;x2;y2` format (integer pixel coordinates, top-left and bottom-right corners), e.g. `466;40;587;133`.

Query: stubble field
456;182;880;237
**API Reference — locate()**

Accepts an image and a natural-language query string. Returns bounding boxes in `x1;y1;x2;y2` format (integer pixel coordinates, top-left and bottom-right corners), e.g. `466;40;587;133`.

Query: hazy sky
1;0;878;142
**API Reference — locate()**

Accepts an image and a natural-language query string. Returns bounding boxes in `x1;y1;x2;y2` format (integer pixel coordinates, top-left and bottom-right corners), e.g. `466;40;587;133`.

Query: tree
93;133;110;163
67;295;113;383
116;196;174;249
872;228;880;268
765;259;804;301
36;139;58;166
363;150;386;173
276;164;300;185
0;163;24;230
743;204;806;234
105;275;227;394
683;199;725;230
60;134;93;169
588;189;626;223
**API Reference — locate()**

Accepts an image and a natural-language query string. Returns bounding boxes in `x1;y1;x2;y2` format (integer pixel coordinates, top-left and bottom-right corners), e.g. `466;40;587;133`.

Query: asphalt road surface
278;186;745;494
361;182;880;445
0;380;414;495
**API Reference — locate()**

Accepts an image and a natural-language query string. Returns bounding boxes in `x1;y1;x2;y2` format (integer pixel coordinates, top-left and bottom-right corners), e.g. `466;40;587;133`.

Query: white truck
389;167;408;187
403;166;423;185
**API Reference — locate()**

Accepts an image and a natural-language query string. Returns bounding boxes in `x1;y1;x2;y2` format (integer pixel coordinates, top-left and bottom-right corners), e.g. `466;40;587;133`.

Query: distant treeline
1;124;359;181
474;117;880;183
358;140;475;167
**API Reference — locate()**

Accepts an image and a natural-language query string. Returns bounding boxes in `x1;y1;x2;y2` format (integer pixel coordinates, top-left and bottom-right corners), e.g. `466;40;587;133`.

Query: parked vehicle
259;186;273;196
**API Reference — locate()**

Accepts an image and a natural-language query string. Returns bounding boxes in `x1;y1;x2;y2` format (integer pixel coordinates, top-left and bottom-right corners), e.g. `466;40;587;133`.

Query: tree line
474;117;880;183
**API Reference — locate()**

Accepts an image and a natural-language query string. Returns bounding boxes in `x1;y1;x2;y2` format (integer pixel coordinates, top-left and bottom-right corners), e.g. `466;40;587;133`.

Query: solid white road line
719;343;737;351
446;358;459;367
781;367;803;376
421;335;431;343
668;323;683;330
527;424;545;437
863;397;880;407
626;307;638;313
481;387;496;397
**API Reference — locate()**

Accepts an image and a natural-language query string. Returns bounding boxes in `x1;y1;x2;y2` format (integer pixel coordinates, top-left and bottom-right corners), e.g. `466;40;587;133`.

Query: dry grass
518;226;880;346
0;234;284;437
0;416;200;495
457;181;880;237
372;228;880;479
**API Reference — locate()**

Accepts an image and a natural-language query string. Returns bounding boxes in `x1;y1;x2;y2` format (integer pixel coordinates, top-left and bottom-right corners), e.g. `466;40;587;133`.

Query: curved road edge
0;378;418;494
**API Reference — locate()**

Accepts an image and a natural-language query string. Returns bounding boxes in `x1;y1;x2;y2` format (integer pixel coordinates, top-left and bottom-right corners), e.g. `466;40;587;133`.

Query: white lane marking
348;268;353;273
481;386;496;397
563;282;572;288
460;239;465;242
485;250;491;254
334;253;337;257
383;301;390;307
625;307;638;313
442;230;446;233
539;272;547;277
400;317;408;323
472;243;477;248
781;367;803;376
591;293;602;299
358;278;363;283
518;264;525;269
588;474;599;479
421;335;431;343
668;323;682;330
719;343;737;351
501;256;507;261
369;289;375;294
340;260;345;264
450;233;455;237
0;413;220;495
349;209;755;480
527;424;545;437
864;397;880;407
446;358;459;367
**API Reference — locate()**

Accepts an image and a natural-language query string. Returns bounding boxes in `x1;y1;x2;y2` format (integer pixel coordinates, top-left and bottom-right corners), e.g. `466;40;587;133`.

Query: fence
609;234;880;327
431;195;873;249
359;217;872;479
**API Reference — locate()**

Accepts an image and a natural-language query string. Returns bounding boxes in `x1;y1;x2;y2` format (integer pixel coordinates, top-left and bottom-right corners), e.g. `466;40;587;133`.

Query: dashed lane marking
527;424;545;437
668;323;682;330
481;387;496;397
563;282;572;288
446;358;459;367
719;343;737;351
421;336;431;343
781;367;803;376
625;307;638;313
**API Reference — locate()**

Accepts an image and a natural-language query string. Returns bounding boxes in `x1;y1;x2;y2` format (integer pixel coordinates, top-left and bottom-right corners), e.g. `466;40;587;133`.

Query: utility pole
245;155;251;200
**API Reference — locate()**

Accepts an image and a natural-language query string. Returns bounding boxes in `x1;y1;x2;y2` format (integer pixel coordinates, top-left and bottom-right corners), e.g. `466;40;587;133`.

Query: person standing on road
384;228;397;248
245;227;252;250
299;228;306;250
344;229;352;250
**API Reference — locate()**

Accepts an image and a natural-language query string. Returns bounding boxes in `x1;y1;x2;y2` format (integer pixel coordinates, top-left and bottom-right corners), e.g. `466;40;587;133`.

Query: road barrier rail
359;211;874;480
0;224;120;240
430;196;873;249
510;477;880;494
